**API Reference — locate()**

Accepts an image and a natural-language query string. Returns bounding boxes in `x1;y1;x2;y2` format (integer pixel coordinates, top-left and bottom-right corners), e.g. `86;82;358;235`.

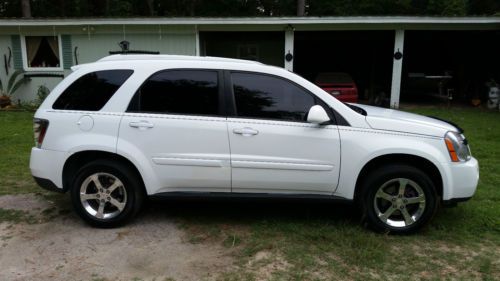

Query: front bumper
442;157;479;201
30;147;67;192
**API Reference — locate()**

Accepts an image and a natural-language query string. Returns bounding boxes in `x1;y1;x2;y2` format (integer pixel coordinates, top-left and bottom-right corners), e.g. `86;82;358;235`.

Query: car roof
71;54;275;74
98;54;263;65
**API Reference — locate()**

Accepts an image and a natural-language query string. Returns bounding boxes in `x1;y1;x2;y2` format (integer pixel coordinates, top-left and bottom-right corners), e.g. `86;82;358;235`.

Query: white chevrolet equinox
30;55;479;233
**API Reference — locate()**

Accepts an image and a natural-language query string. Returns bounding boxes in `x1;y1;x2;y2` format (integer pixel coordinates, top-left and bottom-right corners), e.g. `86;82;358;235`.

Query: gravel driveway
0;194;233;281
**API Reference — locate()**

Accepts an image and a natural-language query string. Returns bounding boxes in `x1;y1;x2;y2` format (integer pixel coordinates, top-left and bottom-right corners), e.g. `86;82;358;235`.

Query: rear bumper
30;147;67;192
33;176;64;193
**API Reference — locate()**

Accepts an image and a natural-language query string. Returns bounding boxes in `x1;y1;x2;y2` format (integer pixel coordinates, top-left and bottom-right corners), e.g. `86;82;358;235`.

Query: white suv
30;55;479;233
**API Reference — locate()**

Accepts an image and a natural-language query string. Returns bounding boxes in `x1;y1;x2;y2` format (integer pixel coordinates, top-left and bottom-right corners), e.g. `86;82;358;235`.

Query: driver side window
231;72;316;122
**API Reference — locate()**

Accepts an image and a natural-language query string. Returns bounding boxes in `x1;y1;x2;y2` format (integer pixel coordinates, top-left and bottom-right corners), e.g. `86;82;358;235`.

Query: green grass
0;208;37;224
175;106;500;280
0;111;39;195
1;107;499;280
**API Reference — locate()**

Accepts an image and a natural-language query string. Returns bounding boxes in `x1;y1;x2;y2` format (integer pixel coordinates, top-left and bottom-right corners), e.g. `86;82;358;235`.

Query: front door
227;71;341;195
118;69;231;194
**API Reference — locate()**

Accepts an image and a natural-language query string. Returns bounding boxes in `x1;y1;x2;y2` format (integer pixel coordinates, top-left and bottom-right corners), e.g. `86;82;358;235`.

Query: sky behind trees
1;0;499;18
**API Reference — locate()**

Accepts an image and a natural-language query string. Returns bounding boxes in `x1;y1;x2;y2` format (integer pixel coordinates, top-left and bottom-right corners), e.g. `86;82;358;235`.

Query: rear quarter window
52;70;133;111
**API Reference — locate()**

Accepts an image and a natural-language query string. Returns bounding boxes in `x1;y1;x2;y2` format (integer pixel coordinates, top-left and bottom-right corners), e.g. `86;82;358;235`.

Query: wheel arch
62;150;146;194
353;153;443;203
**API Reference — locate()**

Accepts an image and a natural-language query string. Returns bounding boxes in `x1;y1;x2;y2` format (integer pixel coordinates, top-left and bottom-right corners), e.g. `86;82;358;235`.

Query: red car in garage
315;72;358;103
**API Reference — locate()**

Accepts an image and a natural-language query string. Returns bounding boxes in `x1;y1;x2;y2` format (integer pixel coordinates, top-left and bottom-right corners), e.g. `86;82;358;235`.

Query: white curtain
26;36;42;67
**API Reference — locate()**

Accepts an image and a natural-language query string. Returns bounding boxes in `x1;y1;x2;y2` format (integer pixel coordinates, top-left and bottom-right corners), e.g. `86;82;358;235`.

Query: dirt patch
0;194;52;213
0;195;234;281
246;250;291;280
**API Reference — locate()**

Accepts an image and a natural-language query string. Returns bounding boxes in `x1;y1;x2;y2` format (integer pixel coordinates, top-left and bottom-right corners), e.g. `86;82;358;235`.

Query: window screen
231;72;316;122
53;70;133;111
129;70;219;116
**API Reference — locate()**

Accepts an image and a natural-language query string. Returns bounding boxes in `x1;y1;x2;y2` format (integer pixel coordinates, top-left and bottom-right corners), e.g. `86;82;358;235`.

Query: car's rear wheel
70;159;144;228
359;164;438;234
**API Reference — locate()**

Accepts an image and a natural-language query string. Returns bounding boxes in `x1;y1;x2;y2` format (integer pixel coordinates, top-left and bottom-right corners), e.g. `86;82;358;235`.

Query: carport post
390;29;405;109
284;28;294;72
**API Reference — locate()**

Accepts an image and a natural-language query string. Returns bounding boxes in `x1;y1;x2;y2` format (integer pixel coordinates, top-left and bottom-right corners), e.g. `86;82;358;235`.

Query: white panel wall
72;33;196;64
1;30;196;102
0;35;10;84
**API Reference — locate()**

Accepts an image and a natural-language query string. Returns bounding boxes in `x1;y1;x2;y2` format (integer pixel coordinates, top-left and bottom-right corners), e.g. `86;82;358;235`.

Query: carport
199;31;284;67
402;30;500;104
2;17;499;105
293;30;394;105
197;17;500;108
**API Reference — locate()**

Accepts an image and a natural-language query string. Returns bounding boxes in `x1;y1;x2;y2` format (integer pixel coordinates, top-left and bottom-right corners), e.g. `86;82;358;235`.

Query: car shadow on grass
141;197;361;227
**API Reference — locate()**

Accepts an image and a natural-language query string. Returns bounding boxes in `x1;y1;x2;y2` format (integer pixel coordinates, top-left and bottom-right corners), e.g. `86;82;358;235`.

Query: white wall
1;29;197;102
0;34;69;103
0;35;10;85
72;33;196;63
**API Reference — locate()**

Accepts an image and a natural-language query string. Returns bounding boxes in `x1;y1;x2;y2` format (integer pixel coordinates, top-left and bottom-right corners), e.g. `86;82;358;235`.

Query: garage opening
402;30;500;105
199;32;284;67
294;31;395;105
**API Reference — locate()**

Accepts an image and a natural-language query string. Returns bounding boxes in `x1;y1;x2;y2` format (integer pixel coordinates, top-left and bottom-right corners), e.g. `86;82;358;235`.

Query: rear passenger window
231;72;316;122
128;70;219;116
53;70;133;111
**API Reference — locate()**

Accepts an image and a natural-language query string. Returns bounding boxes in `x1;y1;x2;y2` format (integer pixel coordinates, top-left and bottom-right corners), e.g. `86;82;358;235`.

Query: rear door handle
129;121;154;129
233;127;259;137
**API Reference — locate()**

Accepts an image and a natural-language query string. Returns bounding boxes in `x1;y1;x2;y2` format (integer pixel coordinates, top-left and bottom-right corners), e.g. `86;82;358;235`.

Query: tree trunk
21;0;31;18
146;0;155;16
188;0;197;16
59;0;66;17
297;0;305;16
105;0;110;16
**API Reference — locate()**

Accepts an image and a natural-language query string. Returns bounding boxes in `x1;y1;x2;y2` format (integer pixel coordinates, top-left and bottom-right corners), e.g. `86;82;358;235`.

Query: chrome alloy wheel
373;178;426;228
80;173;127;220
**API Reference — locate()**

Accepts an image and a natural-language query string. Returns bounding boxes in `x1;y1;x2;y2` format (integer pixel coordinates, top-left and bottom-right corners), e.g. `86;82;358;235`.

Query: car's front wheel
359;164;439;234
70;159;144;228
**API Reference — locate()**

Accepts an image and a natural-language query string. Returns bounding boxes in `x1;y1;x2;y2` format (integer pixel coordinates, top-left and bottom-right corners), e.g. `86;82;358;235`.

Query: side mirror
307;105;330;125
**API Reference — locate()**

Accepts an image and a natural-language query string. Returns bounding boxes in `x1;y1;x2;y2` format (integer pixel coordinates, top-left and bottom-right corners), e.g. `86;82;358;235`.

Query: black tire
358;164;438;234
70;159;144;228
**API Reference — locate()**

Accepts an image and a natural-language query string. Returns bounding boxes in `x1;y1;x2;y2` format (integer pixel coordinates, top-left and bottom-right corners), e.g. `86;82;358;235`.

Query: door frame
126;68;228;117
222;69;339;124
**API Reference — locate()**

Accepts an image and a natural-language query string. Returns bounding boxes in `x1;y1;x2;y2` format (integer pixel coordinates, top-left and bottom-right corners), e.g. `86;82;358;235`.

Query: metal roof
0;16;499;26
0;17;498;32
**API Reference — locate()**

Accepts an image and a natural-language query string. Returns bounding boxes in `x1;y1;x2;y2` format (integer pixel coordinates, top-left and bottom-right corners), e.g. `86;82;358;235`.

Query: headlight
444;131;471;162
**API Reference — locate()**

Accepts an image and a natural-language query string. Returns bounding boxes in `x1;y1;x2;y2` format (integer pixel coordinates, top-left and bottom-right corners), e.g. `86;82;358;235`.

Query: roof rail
98;54;262;65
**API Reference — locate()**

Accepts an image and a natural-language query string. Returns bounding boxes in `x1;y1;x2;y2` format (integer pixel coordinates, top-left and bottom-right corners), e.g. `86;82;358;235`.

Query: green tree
308;0;413;16
469;0;500;15
427;0;468;16
1;0;499;17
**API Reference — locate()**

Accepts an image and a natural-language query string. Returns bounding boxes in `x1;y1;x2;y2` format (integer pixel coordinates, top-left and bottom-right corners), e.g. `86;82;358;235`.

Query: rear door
226;71;341;195
117;69;231;194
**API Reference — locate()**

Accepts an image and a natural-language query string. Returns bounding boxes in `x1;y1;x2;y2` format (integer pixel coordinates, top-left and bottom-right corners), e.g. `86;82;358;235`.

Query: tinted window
232;72;315;122
53;70;133;111
129;70;219;116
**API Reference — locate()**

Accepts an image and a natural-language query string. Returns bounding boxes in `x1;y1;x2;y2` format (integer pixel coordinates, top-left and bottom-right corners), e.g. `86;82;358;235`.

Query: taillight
33;118;49;148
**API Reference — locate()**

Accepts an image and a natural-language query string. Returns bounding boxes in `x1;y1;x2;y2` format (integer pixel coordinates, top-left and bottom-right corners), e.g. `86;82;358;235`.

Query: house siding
72;33;196;64
0;28;196;101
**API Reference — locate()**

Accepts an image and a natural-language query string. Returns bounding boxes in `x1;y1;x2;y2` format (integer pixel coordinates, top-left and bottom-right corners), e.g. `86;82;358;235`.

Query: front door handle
129;121;154;129
233;127;259;137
